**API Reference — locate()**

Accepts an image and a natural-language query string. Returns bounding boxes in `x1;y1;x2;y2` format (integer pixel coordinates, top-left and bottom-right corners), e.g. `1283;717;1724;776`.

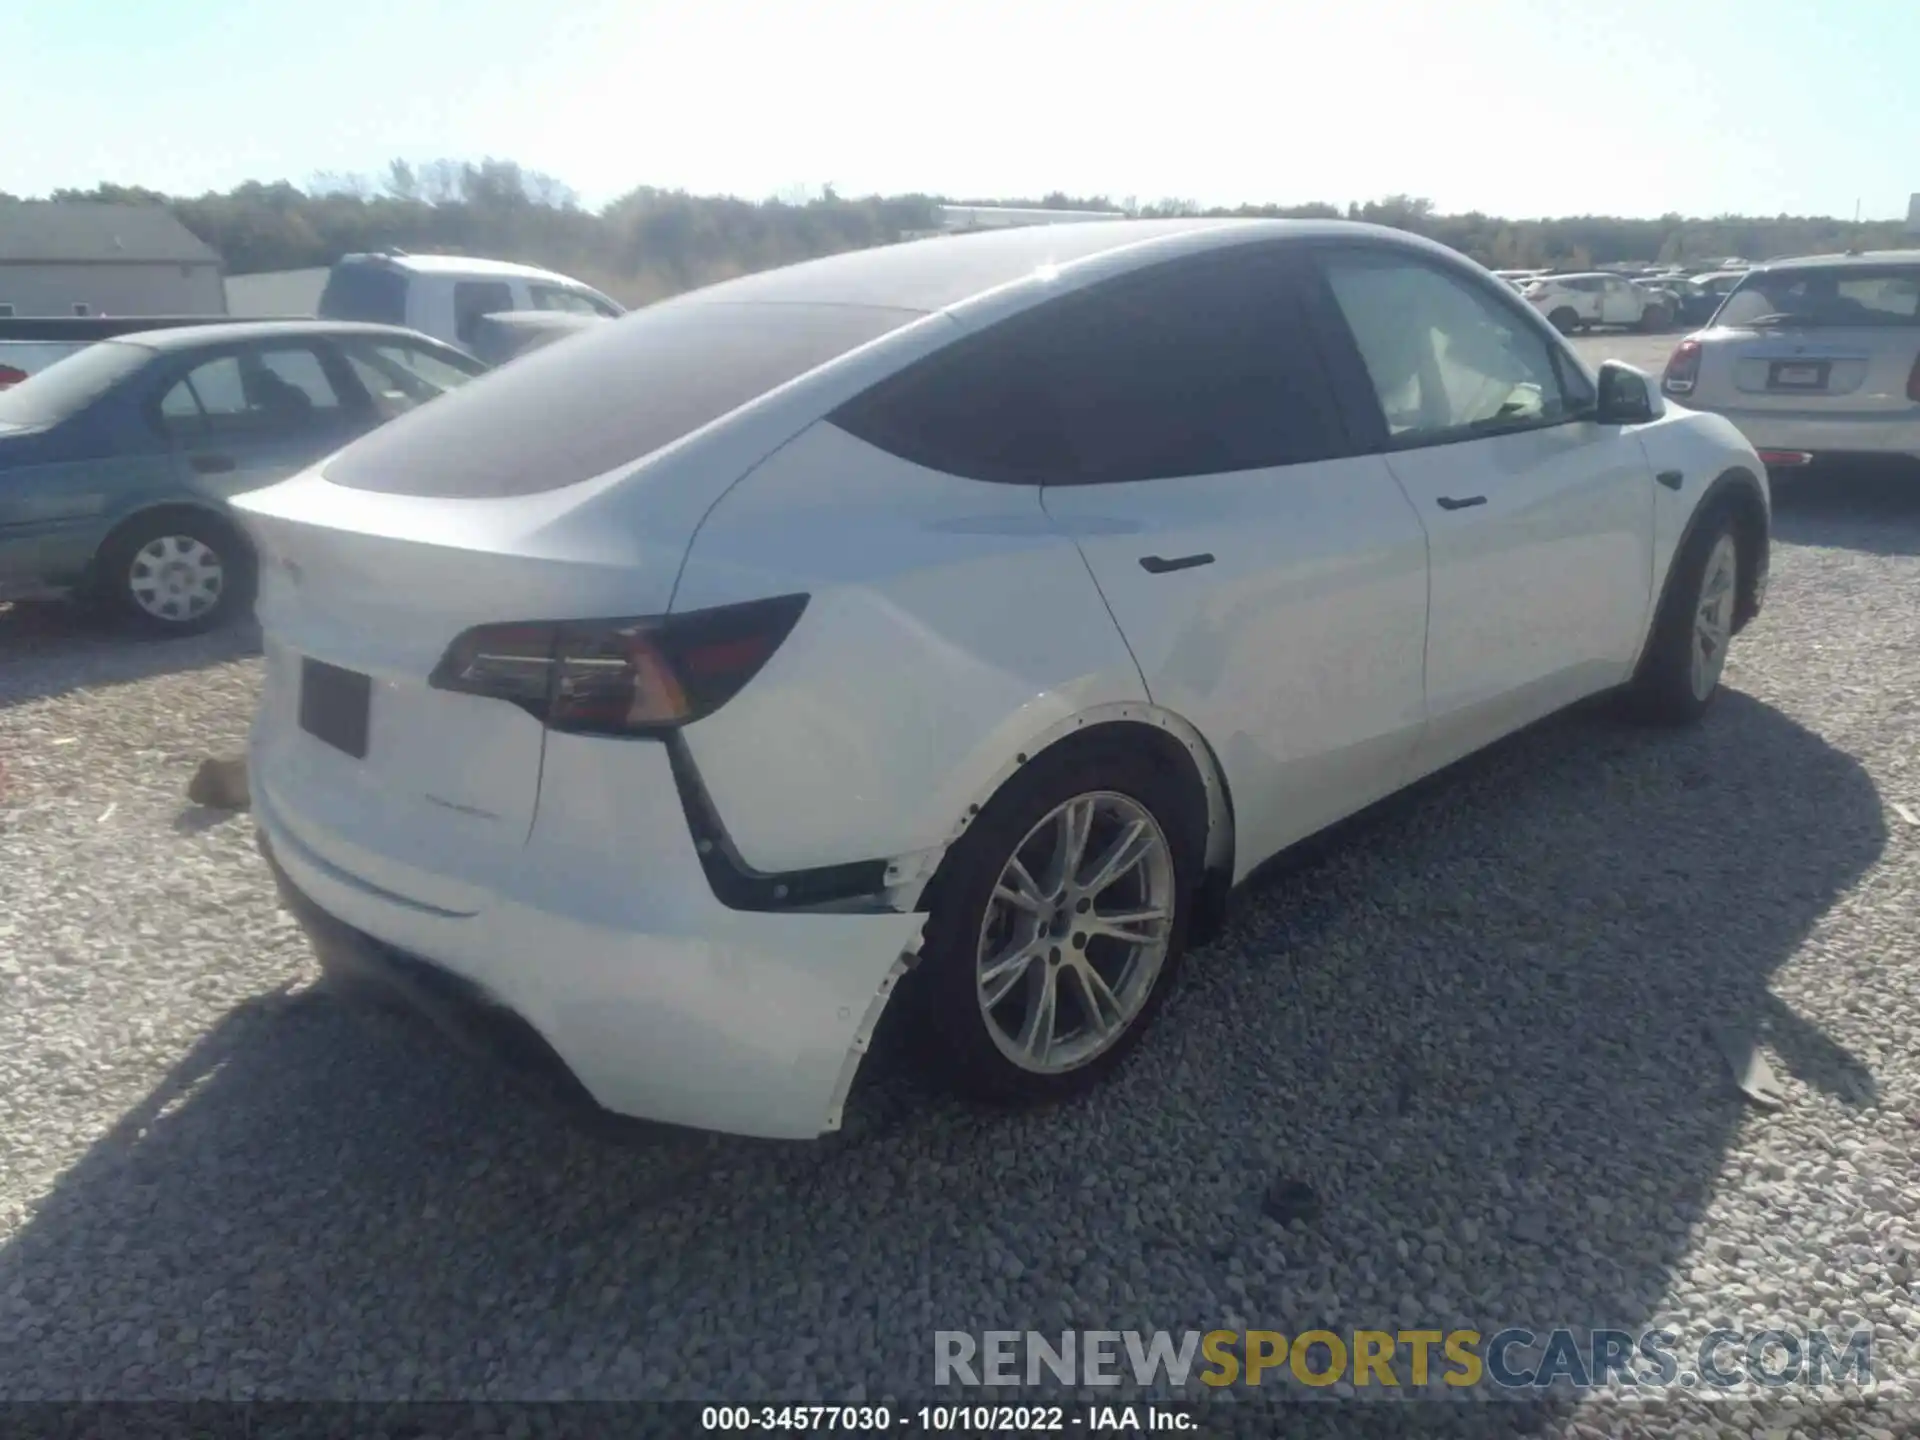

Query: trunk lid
235;467;708;898
1687;325;1920;415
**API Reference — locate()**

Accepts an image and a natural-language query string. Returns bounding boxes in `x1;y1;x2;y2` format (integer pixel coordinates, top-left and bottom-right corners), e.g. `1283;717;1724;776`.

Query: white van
316;253;623;353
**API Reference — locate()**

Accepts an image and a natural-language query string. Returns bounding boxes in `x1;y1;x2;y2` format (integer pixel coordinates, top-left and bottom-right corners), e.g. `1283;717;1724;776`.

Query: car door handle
1138;553;1215;574
189;453;236;475
1435;495;1486;511
1656;470;1683;491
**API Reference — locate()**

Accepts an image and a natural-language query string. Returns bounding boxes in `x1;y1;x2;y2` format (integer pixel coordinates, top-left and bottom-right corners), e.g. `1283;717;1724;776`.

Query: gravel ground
2;412;1918;1436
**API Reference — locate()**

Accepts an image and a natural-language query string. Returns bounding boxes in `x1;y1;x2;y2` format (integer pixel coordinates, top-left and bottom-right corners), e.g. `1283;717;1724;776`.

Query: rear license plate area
299;658;371;759
1767;359;1829;391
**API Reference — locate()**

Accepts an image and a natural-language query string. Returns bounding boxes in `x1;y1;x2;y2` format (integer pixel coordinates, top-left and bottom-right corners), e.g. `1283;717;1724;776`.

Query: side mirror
1595;360;1657;424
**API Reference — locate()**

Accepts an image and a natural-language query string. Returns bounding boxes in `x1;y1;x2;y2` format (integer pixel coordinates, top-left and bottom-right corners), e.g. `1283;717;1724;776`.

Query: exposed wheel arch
904;705;1237;945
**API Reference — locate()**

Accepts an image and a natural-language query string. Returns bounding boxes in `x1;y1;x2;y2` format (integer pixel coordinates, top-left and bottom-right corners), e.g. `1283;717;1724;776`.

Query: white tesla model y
236;219;1771;1140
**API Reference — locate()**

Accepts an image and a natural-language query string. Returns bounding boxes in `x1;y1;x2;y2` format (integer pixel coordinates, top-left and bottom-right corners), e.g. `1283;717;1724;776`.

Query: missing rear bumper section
264;837;616;1124
255;786;928;1141
664;734;894;912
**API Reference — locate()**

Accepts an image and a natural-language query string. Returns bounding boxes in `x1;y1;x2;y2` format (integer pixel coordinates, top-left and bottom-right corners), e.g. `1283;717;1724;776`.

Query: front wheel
1548;306;1580;335
910;742;1201;1104
1624;506;1740;725
94;509;254;636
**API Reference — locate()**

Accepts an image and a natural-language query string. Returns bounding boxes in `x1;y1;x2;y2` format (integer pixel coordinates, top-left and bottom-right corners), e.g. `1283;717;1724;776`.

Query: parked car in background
0;339;92;390
1634;278;1682;319
1655;276;1726;328
1524;272;1672;333
0;321;486;631
317;252;624;354
1689;270;1750;309
238;217;1770;1141
1663;250;1920;475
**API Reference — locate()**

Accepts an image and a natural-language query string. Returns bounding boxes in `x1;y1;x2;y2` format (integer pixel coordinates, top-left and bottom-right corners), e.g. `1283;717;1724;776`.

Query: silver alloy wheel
1691;533;1738;701
975;790;1176;1075
129;534;225;623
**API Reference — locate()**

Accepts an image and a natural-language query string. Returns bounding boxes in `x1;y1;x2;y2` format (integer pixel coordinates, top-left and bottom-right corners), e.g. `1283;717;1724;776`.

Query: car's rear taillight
1663;339;1702;395
430;594;808;736
0;365;26;390
1906;354;1920;404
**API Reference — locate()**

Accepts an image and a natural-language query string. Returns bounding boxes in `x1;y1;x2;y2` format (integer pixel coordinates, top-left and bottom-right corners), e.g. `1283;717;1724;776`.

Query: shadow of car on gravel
0;691;1888;1428
0;601;260;712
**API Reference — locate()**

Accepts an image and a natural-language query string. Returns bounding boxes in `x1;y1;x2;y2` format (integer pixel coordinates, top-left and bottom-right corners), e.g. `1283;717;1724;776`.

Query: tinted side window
1320;251;1574;445
317;263;409;326
454;281;516;346
831;252;1347;485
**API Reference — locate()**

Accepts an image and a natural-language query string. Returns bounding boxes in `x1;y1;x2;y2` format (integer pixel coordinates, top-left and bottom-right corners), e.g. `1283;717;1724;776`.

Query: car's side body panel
1046;454;1430;879
669;420;1151;876
1381;422;1657;774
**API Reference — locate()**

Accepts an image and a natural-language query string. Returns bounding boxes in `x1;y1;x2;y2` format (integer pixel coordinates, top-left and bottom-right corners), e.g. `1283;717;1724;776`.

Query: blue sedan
0;321;486;633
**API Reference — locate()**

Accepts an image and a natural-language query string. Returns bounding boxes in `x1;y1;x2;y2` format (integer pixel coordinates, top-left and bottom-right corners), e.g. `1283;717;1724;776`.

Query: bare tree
384;160;420;201
307;170;373;200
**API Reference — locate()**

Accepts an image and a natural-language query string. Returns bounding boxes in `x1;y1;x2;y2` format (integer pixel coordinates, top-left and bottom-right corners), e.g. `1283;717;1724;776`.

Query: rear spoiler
0;315;308;342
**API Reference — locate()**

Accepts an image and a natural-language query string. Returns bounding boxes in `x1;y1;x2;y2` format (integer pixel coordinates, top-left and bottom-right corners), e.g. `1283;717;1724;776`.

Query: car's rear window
316;262;410;326
1717;265;1920;328
0;340;149;426
324;299;918;497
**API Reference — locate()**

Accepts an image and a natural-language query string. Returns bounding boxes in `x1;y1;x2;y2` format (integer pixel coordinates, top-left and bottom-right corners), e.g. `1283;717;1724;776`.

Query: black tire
1640;304;1673;332
908;738;1203;1105
1548;307;1580;335
93;507;255;636
1623;502;1741;726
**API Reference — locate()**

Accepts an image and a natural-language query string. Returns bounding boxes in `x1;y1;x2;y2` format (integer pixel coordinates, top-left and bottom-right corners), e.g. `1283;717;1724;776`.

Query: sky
8;0;1916;221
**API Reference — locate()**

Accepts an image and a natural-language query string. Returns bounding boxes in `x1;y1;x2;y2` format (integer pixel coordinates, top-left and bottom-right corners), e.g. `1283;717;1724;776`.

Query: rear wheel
910;742;1200;1104
1624;505;1740;725
94;509;254;636
1640;303;1673;332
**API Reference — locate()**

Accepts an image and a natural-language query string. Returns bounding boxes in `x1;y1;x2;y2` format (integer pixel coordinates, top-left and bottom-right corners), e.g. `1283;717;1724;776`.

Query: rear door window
324;299;917;497
338;338;486;419
830;248;1350;484
453;281;517;347
316;263;409;326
